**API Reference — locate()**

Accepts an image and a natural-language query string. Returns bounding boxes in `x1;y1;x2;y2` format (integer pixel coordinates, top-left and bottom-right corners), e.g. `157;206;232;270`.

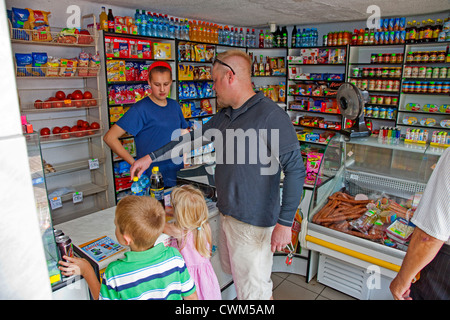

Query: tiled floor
271;272;356;300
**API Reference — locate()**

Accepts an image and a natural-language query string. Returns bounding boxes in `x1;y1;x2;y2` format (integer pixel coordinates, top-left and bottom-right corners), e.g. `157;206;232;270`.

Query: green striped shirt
99;243;196;300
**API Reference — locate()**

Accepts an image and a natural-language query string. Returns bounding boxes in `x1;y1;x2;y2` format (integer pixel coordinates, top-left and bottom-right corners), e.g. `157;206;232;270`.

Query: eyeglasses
213;58;236;75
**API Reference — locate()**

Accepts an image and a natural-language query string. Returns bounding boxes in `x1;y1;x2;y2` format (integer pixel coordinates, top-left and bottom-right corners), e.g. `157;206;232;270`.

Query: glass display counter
302;134;444;299
25;133;62;285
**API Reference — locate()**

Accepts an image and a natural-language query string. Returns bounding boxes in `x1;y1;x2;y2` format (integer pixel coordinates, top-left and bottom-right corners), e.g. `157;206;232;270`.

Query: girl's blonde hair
170;185;212;258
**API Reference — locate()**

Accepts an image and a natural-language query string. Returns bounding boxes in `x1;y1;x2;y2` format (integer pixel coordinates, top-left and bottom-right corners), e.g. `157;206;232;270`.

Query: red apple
60;128;70;139
52;126;61;134
55;91;66;100
83;91;92;99
54;101;64;108
90;122;100;129
40;127;50;136
42;100;52;109
34;99;43;109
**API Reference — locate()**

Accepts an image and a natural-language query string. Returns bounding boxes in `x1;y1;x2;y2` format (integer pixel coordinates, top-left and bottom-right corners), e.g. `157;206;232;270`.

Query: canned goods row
404;66;448;79
369;95;398;105
402;81;450;94
405;51;447;64
365;106;396;119
352;67;402;78
370;53;404;64
351;78;400;92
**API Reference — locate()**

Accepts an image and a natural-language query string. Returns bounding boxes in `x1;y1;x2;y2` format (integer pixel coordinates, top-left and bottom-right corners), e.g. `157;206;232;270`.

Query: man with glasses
130;49;305;300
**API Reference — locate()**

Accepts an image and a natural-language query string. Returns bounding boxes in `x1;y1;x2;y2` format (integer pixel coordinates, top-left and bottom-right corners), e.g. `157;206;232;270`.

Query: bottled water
295;29;301;47
151;13;158;37
139;174;150;195
174;18;180;39
218;26;223;44
139;10;147;36
239;28;245;47
246;29;250;47
146;13;154;37
183;19;190;40
223;26;230;45
230;27;235;46
131;177;145;196
162;14;169;38
134;9;141;29
251;29;256;47
168;17;175;39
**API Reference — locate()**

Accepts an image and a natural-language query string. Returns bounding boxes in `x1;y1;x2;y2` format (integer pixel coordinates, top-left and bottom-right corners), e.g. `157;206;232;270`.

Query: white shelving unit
12;14;110;224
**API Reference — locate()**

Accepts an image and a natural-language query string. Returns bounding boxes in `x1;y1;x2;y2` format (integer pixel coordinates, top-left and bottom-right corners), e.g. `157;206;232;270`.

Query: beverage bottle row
218;28;255;47
133;9;190;39
405;18;450;43
251;54;271;76
290;26;319;48
101;7;191;40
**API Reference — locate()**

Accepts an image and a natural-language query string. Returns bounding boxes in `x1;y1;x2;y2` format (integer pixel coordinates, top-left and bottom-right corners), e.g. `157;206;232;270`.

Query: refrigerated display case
301;134;445;299
25;132;62;286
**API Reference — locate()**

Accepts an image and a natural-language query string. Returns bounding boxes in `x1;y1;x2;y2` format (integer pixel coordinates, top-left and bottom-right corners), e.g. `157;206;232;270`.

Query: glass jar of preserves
406;51;414;63
413;52;422;62
437;51;446;63
421;51;430;63
429;51;437;63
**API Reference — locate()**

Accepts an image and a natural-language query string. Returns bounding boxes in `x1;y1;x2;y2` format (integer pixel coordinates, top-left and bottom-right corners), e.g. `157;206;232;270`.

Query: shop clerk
104;61;189;187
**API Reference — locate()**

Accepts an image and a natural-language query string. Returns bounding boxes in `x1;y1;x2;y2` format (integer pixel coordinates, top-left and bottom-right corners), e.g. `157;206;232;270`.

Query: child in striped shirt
58;195;198;300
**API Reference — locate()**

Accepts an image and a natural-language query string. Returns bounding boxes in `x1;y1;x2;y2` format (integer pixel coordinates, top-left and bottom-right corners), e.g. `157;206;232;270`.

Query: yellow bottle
99;6;108;31
191;20;197;41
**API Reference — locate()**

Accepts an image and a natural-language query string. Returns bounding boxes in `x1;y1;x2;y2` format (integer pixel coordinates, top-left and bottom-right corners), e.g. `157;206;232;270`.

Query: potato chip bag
26;9;52;42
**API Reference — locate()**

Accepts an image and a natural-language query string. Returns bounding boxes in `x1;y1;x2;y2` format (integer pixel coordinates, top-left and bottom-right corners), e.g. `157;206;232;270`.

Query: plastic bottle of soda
259;29;265;48
150;167;165;208
131;177;145;196
291;25;297;48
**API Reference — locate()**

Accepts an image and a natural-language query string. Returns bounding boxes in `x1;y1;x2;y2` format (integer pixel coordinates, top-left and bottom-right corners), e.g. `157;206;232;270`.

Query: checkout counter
52;166;236;300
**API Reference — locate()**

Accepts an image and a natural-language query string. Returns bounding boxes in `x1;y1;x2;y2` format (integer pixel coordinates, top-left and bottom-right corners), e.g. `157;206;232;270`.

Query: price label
50;197;62;210
89;158;99;170
73;192;83;204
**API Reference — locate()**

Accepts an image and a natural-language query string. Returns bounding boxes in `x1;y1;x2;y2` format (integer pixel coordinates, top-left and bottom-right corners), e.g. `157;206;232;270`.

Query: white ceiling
89;0;450;27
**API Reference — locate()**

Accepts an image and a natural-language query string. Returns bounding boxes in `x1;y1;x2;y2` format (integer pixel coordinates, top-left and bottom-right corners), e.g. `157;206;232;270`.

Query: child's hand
58;256;92;277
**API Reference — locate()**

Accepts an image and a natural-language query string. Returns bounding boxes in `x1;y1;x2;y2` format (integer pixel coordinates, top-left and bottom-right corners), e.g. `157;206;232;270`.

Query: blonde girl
164;185;221;300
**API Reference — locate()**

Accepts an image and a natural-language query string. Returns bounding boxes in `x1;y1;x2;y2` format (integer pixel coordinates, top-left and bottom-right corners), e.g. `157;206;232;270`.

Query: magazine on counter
78;236;127;262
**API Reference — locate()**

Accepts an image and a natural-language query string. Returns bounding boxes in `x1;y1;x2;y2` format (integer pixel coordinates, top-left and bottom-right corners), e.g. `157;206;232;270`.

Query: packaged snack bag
15;53;32;76
77;51;90;77
125;84;136;104
46;56;60;77
56;28;78;44
143;84;152;98
31;52;48;76
200;99;212;114
88;53;101;76
105;37;114;58
59;58;77;77
134;84;144;101
125;61;136;81
12;7;30;40
305;152;323;185
26;9;52;42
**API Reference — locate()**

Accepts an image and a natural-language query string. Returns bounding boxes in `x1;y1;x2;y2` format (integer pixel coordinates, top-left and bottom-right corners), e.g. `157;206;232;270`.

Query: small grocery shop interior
1;0;449;300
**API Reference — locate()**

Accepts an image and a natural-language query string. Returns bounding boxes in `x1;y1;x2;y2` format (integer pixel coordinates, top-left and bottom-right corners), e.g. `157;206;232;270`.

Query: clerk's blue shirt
116;97;188;186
